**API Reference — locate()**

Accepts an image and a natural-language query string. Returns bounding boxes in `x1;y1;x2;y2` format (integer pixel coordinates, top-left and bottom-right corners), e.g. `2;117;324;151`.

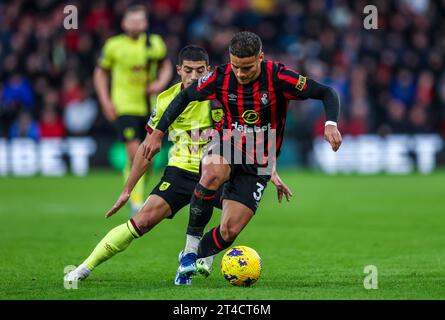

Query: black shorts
203;139;272;213
220;165;270;213
150;166;223;219
116;115;147;142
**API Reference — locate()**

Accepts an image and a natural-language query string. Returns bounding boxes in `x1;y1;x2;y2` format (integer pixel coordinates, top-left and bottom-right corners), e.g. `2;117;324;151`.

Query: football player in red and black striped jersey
143;31;342;283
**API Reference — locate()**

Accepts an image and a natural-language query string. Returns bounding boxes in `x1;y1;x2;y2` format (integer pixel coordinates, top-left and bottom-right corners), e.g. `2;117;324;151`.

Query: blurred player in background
65;44;293;285
94;5;172;214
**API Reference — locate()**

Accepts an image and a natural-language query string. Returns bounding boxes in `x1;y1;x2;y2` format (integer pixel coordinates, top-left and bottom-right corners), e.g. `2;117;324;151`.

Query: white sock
65;263;91;281
77;263;91;277
184;235;200;254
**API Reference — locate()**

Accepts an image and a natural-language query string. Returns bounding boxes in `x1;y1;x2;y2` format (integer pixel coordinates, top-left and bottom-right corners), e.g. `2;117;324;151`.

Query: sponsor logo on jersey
131;65;145;72
295;74;307;91
232;122;272;133
159;182;171;191
242;110;260;124
211;108;224;122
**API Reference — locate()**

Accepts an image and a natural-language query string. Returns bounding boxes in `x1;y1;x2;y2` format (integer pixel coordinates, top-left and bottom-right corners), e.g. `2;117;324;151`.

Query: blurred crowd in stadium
1;0;444;160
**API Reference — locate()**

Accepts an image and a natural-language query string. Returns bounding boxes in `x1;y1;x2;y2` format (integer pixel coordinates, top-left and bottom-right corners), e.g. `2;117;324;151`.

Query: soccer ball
221;246;262;287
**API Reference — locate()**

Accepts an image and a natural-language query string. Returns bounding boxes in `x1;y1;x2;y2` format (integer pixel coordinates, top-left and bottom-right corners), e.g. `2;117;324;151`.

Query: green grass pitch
1;169;444;299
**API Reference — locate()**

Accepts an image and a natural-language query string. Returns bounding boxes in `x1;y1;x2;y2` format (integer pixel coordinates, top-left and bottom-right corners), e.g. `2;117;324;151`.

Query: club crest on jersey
259;92;269;105
124;127;135;140
211;108;224;122
242;110;260;124
159;182;171;191
295;75;307;91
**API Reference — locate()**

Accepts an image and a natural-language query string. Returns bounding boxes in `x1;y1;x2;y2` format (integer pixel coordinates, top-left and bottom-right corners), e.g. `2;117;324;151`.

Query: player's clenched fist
324;124;342;152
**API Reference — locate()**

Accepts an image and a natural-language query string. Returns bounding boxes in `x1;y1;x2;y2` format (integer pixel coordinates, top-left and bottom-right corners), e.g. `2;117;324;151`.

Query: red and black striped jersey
189;60;312;164
156;59;339;166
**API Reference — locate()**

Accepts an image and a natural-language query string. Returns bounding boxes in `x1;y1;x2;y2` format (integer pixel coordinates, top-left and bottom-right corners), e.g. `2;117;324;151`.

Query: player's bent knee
200;174;222;189
202;154;226;166
133;205;167;234
201;166;228;189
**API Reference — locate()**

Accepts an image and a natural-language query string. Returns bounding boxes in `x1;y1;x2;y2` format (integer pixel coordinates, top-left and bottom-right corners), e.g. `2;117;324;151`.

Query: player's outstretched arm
278;66;342;152
106;133;152;218
143;85;204;161
304;80;342;152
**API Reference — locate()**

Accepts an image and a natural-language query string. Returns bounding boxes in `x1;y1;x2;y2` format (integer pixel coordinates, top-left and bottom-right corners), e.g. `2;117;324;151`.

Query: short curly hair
229;31;262;58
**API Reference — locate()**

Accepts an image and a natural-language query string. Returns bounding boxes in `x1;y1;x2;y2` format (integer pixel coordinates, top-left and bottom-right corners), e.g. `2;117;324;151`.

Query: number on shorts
253;182;265;201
